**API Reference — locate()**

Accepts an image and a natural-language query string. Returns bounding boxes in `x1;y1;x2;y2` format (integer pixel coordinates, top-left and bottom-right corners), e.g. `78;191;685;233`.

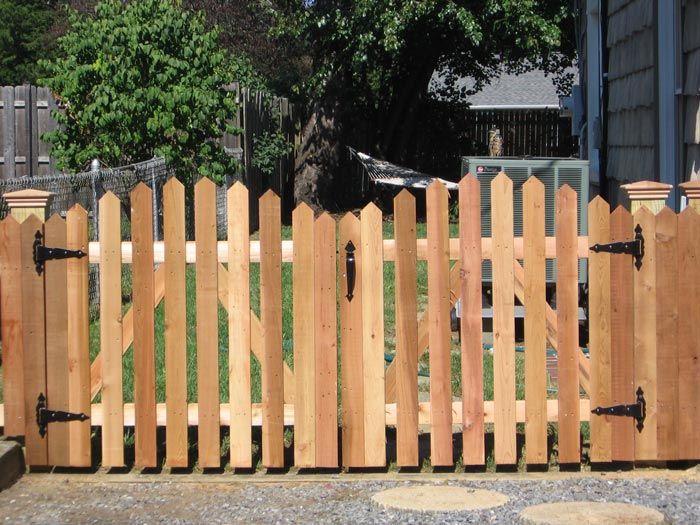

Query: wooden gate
1;175;699;469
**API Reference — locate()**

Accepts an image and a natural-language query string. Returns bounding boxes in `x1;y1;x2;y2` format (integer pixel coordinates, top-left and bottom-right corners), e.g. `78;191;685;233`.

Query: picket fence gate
0;175;699;470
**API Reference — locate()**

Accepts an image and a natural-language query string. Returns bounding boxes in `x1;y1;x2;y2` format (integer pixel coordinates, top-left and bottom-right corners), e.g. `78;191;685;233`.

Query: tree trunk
293;101;342;212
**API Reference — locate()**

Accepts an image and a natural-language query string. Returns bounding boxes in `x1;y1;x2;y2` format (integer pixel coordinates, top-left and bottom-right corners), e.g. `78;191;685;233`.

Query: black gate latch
589;224;644;270
591;386;646;432
33;230;87;275
36;393;89;438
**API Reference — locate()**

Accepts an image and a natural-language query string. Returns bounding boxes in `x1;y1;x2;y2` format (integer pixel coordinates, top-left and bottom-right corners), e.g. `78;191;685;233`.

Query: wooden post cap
679;180;700;200
3;188;54;222
620;181;672;214
3;188;54;209
620;180;673;201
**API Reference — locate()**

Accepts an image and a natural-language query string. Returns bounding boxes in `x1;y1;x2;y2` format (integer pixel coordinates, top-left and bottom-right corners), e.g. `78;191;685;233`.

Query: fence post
3;188;53;222
679;181;700;214
621;181;673;214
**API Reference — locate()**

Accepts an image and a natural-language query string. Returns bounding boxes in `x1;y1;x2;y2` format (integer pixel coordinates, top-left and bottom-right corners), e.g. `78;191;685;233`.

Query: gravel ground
1;472;699;524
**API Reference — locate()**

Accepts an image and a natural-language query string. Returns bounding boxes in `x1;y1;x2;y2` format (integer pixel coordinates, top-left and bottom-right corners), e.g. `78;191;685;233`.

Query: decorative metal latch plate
33;230;87;275
36;393;89;438
589;224;644;270
345;240;356;301
591;386;646;432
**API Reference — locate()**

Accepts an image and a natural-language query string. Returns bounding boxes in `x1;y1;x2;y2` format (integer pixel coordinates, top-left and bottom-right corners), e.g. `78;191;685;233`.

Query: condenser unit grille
462;157;589;284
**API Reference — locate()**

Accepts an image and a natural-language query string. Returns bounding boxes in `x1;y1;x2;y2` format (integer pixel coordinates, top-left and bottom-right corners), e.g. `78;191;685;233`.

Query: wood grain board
131;184;157;468
339;213;365;467
360;203;385;467
588;197;612;463
164;179;188;468
491;173;516;465
394;190;418;467
260;190;284;468
66;205;91;467
677;208;700;459
292;203;315;467
99;192;124;467
195;179;220;468
427;181;453;466
459;176;484;466
633;207;657;461
555;185;580;465
44;214;70;466
0;217;24;437
523;178;547;465
227;183;252;468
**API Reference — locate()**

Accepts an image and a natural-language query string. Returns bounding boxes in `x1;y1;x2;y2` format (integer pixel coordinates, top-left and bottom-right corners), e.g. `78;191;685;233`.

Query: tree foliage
0;0;60;85
270;0;576;208
41;0;240;182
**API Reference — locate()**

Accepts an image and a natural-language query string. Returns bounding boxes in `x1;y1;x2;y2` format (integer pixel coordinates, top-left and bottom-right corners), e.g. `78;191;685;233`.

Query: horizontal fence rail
1;175;699;470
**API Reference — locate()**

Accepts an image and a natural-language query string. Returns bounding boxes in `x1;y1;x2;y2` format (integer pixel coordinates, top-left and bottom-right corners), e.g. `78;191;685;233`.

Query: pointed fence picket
1;174;699;471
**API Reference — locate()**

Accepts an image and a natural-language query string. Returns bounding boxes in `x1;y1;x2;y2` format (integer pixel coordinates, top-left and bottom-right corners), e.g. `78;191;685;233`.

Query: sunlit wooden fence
1;175;699;469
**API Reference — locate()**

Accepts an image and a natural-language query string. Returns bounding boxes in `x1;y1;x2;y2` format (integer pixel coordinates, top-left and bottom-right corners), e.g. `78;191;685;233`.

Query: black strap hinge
33;230;87;275
591;386;646;432
36;393;89;438
589;224;644;270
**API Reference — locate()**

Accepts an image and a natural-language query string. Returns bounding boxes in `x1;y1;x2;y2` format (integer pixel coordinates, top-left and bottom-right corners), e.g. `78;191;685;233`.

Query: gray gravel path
1;473;698;524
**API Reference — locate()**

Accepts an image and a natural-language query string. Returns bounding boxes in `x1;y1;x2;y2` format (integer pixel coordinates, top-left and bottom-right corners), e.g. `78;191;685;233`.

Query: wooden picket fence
1;174;699;469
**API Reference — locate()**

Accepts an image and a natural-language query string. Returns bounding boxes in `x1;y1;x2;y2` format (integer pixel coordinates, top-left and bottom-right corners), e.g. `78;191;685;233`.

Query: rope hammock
348;147;458;190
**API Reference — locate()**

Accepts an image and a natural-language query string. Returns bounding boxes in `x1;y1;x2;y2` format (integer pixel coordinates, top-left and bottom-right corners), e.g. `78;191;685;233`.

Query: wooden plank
21;215;47;465
32;398;593;429
100;192;124;467
0;217;24;436
66;205;91;467
45;214;70;466
555;185;580;464
523;177;547;465
260;190;284;468
2;87;16;179
85;236;593;265
459;176;484;466
655;207;678;461
610;206;635;462
131;184;157;468
394;190;418;467
633;207;657;461
195;178;220;468
314;213;338;467
360;203;386;467
491;173;516;465
426;181;453;466
228;183;252;468
164;179;188;468
677;208;700;460
588;196;612;463
339;213;365;467
292;203;315;467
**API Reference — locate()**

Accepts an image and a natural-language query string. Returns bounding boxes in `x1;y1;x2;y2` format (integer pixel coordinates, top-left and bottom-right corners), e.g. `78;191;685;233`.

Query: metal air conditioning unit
460;157;590;315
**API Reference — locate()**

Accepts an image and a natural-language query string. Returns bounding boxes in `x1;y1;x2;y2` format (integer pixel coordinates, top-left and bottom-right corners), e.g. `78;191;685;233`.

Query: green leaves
40;0;243;184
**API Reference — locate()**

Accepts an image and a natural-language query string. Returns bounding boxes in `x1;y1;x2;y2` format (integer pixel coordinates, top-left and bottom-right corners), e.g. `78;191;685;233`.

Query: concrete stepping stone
519;501;669;524
371;485;508;512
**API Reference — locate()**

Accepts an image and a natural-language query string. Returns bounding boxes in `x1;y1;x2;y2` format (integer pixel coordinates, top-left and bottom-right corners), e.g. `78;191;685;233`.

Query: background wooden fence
1;176;699;470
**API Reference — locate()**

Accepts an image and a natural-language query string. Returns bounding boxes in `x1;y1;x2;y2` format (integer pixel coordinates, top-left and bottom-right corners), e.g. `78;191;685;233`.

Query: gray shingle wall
605;0;655;187
683;0;700;181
